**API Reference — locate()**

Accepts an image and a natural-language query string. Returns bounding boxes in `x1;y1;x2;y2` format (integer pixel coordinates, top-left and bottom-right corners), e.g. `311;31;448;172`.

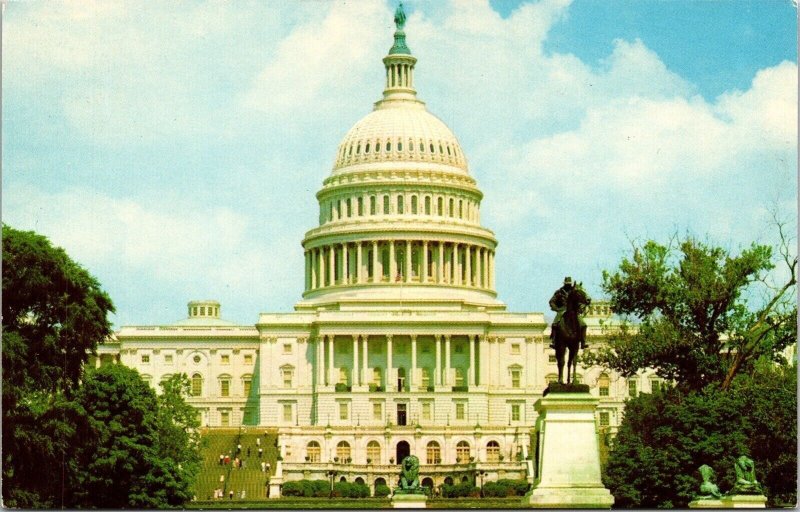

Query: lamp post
327;469;338;498
479;470;487;498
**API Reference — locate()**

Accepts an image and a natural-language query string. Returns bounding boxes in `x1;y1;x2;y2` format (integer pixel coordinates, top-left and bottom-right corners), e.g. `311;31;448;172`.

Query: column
478;336;488;387
468;334;476;386
422;241;429;283
362;335;369;386
405;240;412;283
386;335;393;389
437;242;444;283
304;251;310;291
452;244;459;285
328;245;335;286
489;251;495;288
389;241;396;281
352;335;359;386
317;336;325;386
372;241;379;283
411;335;417;388
464;245;472;286
311;249;318;289
342;243;349;284
482;249;489;288
435;335;442;386
356;242;363;283
444;335;451;386
320;248;326;287
525;337;534;387
328;335;335;386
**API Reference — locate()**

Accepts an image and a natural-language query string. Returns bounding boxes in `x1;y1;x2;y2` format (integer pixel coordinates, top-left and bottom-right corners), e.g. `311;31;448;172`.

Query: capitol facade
95;17;661;491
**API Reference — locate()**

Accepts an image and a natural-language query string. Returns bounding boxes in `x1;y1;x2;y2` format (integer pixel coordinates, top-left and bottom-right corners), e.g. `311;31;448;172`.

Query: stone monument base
689;494;767;508
391;493;427;508
524;486;614;509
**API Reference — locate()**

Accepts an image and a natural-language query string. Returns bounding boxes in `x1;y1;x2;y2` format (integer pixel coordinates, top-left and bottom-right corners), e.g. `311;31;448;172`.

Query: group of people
212;489;246;500
210;433;274;500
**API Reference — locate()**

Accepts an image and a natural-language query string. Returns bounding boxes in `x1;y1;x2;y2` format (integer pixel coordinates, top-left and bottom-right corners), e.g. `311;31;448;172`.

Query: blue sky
4;0;797;327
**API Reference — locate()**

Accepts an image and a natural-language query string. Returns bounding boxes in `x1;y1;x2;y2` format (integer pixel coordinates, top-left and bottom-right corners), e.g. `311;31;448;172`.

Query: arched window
408;138;414;152
397;195;404;214
336;441;351;462
142;374;153;387
383;195;390;214
411;195;418;214
419;141;424;152
367;441;381;463
397;140;403;152
307;441;321;463
598;373;610;396
386;141;392;152
425;196;431;215
356;144;361;155
448;198;454;217
376;142;381;153
365;142;371;154
191;373;203;397
437;197;443;216
486;441;500;462
459;199;463;218
429;143;435;153
426;441;441;464
456;441;470;463
357;197;364;216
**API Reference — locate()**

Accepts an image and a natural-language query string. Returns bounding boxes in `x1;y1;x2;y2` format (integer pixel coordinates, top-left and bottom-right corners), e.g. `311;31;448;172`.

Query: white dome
332;102;469;175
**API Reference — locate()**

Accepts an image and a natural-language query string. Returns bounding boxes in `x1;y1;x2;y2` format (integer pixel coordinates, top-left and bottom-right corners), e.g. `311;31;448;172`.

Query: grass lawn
186;497;524;509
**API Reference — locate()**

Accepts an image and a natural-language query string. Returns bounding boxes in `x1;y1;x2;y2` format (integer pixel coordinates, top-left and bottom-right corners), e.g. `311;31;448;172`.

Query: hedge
374;485;391;498
281;480;329;498
481;479;530;497
440;482;479;498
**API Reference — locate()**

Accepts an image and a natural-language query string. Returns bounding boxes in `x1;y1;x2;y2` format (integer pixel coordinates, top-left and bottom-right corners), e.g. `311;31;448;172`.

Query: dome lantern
381;2;418;103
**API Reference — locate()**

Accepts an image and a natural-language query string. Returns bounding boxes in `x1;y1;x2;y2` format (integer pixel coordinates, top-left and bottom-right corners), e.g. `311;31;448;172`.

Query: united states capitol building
95;16;661;490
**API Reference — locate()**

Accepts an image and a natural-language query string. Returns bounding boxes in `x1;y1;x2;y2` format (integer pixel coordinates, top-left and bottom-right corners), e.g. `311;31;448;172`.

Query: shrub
281;481;303;497
482;479;530;497
281;480;329;497
374;484;391;498
441;482;479;498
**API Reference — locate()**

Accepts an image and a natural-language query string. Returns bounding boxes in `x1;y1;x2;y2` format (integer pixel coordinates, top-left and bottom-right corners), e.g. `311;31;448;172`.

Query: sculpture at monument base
730;456;763;495
391;455;427;508
694;464;722;500
689;456;767;509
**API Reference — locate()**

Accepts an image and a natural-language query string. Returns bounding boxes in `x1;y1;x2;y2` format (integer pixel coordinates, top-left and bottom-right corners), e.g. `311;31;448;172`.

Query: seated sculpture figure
695;465;722;499
730;455;762;495
394;455;423;495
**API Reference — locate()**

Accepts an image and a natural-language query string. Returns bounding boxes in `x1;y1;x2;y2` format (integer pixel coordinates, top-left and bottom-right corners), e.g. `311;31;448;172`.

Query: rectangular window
511;369;521;388
220;410;230;427
283;344;292;354
511;404;521;421
221;380;230;397
221;354;230;365
511;344;520;355
455;402;465;421
283;404;292;422
141;354;150;364
244;354;253;365
243;379;252;397
599;386;609;397
421;402;432;421
372;402;382;421
599;411;610;427
283;370;293;389
651;379;661;393
628;380;637;397
339;402;349;421
164;354;173;364
548;354;556;363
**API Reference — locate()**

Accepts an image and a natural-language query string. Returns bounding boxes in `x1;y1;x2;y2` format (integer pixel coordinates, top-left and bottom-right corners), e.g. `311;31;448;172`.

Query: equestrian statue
549;276;591;384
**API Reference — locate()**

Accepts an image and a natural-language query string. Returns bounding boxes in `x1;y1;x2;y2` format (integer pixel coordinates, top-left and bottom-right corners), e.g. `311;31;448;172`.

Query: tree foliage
72;365;195;508
2;225;114;508
2;226;200;508
584;233;796;391
604;361;796;508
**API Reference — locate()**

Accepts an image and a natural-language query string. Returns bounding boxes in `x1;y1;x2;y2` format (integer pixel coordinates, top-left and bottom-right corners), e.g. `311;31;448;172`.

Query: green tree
604;362;796;508
72;365;195;508
2;225;114;507
584;232;796;391
157;374;203;494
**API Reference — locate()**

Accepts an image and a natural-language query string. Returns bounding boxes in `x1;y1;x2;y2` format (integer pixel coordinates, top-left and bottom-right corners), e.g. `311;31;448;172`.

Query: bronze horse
553;284;590;384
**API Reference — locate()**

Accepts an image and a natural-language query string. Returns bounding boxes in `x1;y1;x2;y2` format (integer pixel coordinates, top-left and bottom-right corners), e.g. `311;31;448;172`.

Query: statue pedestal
689;495;767;508
391;493;427;508
522;392;614;509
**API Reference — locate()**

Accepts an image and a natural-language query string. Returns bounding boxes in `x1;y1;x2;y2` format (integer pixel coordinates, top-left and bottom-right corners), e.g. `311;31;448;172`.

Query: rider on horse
548;277;588;350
